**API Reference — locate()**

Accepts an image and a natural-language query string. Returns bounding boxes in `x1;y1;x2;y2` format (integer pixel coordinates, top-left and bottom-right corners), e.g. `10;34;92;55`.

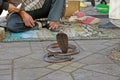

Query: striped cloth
21;0;45;11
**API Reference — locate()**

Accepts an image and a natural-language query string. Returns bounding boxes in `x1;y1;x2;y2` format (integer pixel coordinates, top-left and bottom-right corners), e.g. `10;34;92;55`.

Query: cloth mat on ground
2;20;120;42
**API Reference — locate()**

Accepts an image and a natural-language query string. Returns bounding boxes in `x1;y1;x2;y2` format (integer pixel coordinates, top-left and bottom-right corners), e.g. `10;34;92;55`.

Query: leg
27;0;52;19
47;0;65;21
7;13;39;33
47;0;65;31
32;0;65;31
91;0;95;6
7;0;52;32
98;0;120;28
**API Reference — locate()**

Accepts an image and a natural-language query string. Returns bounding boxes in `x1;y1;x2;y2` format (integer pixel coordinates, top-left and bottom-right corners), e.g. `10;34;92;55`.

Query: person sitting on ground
98;0;120;28
0;0;65;32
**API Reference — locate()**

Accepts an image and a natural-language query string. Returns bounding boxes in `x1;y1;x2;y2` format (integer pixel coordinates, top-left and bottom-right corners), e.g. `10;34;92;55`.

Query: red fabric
80;16;95;24
74;11;85;18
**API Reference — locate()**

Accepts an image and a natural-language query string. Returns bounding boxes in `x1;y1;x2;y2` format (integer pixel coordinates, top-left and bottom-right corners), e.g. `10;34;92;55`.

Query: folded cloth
69;11;100;24
77;16;100;24
73;11;85;18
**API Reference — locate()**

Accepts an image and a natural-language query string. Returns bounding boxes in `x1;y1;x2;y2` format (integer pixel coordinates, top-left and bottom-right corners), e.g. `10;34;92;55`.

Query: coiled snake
44;32;80;63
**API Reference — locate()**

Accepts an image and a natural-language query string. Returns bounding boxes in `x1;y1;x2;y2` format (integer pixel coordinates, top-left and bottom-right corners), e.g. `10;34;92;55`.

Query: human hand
49;21;60;30
19;11;35;27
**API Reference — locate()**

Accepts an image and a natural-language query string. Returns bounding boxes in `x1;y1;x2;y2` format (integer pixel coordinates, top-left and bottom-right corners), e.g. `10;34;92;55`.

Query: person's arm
18;10;35;27
0;1;20;13
7;3;20;13
8;3;35;27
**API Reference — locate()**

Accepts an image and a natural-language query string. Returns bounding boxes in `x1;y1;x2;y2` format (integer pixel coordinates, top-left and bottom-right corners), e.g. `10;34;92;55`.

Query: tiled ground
0;39;120;80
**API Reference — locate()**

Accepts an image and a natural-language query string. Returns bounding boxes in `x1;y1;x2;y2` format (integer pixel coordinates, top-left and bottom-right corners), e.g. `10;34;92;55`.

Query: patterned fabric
21;0;45;11
3;21;119;42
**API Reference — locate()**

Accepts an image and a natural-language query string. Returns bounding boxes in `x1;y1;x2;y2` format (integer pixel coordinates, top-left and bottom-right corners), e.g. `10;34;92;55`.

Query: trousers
109;0;120;19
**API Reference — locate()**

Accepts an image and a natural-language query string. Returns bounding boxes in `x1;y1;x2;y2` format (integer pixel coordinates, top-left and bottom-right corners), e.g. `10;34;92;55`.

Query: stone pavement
0;39;120;80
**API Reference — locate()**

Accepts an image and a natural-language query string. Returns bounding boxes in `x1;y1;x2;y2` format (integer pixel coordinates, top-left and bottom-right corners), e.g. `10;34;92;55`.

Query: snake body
44;32;80;63
44;43;80;63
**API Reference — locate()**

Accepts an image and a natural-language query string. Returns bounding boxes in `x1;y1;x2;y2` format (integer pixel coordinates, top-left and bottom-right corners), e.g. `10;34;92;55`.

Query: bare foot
49;21;60;30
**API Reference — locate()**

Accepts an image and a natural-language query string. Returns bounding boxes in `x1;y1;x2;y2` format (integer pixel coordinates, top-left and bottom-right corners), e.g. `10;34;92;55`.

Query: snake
44;43;80;63
43;32;80;63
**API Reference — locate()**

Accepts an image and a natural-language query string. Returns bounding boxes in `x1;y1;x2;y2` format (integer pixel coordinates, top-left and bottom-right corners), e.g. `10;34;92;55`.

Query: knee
7;13;24;33
7;20;20;33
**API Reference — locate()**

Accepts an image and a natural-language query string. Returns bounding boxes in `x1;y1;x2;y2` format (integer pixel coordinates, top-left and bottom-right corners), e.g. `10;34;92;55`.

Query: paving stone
69;62;85;68
0;44;2;49
55;61;72;66
38;71;73;80
98;46;116;55
41;41;57;49
113;61;120;68
14;53;51;69
0;69;11;75
60;62;85;73
72;69;119;80
0;42;30;48
0;65;11;70
27;52;45;61
60;66;78;72
78;44;108;53
0;47;31;60
79;54;114;64
72;51;93;61
14;68;52;80
48;61;84;69
30;42;44;50
0;60;12;65
0;60;12;78
75;40;108;45
47;64;63;70
0;75;11;80
83;64;120;76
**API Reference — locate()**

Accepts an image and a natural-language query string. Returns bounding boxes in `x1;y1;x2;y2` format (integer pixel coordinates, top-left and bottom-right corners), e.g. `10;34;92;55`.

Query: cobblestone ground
1;0;120;80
